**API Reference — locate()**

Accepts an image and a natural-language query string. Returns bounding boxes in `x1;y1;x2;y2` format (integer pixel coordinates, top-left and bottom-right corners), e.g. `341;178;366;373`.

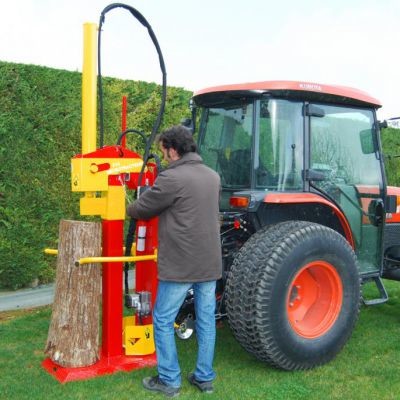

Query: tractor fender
263;192;354;249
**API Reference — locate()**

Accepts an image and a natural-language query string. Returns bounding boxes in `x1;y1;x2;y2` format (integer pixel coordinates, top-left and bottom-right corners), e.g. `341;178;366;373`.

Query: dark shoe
142;375;180;397
188;373;214;393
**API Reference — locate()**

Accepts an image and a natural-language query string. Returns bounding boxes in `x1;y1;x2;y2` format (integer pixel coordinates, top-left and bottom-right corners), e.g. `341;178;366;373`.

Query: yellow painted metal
71;158;144;192
103;185;126;220
80;195;107;217
73;23;148;219
72;159;107;192
78;186;126;219
44;248;58;255
71;155;143;218
44;244;136;256
123;316;155;355
76;252;157;265
82;23;98;155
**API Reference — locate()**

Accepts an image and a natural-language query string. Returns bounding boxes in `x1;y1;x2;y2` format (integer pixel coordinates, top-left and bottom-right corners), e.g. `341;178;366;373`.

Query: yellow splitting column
82;23;97;155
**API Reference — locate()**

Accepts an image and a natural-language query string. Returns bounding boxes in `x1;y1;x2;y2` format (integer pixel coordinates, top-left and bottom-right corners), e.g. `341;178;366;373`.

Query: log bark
45;220;102;367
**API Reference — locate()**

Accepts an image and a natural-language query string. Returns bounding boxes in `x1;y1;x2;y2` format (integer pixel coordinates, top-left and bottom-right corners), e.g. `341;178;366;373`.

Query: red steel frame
121;95;127;148
42;173;158;382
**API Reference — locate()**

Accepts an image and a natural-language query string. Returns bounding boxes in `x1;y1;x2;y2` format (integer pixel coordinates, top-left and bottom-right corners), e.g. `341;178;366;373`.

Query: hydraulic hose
124;218;137;295
97;4;167;302
117;128;148;147
97;3;167;176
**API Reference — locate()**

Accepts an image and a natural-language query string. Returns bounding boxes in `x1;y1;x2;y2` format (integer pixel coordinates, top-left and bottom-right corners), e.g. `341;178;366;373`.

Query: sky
1;0;400;120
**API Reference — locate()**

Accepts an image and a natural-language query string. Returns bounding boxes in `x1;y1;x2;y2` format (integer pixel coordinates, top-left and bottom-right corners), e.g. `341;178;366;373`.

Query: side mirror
180;118;195;134
303;168;328;182
359;129;377;154
180;100;197;134
379;120;388;129
304;104;325;118
181;118;192;127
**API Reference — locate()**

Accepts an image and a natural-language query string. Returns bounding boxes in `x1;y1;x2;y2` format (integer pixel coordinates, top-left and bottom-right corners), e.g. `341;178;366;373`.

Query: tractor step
362;276;389;306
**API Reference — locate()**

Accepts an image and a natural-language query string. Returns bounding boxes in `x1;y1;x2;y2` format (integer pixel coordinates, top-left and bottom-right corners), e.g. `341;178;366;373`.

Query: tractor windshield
197;98;303;193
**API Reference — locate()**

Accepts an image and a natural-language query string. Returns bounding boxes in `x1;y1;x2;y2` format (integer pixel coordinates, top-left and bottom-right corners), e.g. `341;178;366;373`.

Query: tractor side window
310;105;381;187
198;103;253;188
257;99;303;190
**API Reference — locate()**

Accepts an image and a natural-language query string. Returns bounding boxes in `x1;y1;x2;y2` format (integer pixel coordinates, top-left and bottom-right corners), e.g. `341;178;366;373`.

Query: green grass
1;281;400;400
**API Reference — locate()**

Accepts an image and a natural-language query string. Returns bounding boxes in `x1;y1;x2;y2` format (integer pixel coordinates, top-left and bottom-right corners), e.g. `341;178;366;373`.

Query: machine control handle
90;162;110;173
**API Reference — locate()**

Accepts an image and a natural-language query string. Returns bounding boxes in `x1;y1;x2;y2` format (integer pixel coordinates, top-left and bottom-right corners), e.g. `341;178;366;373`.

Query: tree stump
44;220;102;367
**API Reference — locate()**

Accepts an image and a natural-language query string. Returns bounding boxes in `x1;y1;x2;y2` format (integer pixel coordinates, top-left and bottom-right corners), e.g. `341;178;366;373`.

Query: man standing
127;125;222;397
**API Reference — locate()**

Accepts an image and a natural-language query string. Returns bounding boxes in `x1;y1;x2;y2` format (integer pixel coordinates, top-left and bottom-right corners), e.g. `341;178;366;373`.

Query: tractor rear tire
225;221;361;370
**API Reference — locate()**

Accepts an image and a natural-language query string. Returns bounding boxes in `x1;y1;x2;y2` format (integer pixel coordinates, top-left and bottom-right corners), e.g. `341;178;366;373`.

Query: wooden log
44;220;102;367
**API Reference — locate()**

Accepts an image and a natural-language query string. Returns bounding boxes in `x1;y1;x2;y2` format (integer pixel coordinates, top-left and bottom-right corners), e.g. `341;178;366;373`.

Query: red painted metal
102;218;124;357
135;218;159;326
43;144;162;382
42;353;157;383
286;260;343;339
125;162;158;191
72;145;141;160
42;170;159;383
264;192;355;248
42;213;159;383
134;162;159;325
193;80;381;107
121;96;127;148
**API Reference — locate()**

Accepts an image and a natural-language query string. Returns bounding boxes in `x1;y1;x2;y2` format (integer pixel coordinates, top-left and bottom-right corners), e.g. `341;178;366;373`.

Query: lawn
1;280;400;400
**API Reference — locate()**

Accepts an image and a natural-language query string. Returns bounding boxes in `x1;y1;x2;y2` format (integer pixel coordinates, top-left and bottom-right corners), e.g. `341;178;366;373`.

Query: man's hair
157;125;197;157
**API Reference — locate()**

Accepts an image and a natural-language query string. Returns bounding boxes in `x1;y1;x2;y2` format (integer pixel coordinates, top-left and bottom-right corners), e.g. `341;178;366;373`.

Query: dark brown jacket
127;152;222;282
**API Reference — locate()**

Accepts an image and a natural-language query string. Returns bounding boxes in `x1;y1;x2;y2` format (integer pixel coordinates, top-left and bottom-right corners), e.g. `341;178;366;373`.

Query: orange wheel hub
286;260;343;339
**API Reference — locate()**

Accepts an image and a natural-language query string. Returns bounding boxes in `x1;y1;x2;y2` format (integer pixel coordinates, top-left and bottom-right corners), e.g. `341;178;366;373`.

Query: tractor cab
193;81;391;278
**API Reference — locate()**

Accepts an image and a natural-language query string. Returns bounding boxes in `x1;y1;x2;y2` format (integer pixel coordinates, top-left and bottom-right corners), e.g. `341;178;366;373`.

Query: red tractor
177;80;400;370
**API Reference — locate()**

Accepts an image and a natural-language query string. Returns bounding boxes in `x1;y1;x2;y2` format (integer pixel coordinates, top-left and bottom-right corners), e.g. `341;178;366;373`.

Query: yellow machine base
123;316;155;356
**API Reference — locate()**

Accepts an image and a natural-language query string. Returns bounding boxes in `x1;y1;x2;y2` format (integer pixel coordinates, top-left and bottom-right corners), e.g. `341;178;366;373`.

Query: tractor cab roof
193;81;381;109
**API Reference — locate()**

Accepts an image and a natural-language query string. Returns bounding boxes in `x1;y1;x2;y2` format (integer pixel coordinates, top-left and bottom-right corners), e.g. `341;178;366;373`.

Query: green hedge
381;127;400;187
0;61;191;289
1;61;399;289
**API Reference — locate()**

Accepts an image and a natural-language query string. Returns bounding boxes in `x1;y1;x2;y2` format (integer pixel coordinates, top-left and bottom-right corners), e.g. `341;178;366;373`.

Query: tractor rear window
198;99;304;193
199;103;254;188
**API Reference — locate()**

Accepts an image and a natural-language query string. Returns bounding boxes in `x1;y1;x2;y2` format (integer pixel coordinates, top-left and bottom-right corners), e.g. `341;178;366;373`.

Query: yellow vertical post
82;23;98;155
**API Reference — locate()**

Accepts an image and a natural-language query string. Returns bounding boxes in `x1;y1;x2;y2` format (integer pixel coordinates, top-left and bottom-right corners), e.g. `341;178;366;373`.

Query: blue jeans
152;280;217;388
